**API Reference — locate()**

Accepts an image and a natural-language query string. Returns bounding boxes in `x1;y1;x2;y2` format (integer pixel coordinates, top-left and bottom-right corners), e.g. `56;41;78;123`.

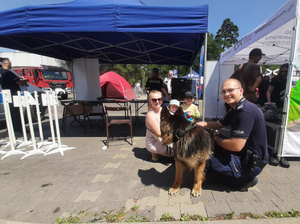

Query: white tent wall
203;61;232;119
72;58;101;101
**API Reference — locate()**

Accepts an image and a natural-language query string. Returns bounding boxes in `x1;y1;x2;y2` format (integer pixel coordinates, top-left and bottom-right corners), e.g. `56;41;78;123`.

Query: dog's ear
174;107;184;116
161;106;170;118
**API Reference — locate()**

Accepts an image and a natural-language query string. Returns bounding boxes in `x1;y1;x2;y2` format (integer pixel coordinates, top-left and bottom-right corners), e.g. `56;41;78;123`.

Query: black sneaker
239;177;258;192
279;157;290;168
269;156;279;166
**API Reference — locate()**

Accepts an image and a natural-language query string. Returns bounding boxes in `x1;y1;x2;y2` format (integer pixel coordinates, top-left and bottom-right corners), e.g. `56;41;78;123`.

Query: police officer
197;78;269;191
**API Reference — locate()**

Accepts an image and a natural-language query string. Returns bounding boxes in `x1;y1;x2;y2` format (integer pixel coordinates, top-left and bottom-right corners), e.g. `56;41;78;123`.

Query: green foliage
265;210;300;218
100;209;127;222
180;213;209;221
97;18;241;82
160;212;175;221
215;18;239;50
252;213;262;219
56;210;88;223
207;32;224;60
55;208;300;223
240;212;262;219
131;205;139;211
224;211;235;220
126;214;148;222
180;213;191;221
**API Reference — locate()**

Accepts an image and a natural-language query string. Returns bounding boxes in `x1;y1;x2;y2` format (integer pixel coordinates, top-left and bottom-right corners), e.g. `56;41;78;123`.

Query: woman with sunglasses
145;90;172;161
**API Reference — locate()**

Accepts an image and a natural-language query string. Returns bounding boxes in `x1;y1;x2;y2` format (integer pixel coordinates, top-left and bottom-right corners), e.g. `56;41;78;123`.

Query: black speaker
171;78;193;100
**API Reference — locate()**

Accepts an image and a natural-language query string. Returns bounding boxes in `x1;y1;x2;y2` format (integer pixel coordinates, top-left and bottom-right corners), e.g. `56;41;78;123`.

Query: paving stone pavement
0;102;299;223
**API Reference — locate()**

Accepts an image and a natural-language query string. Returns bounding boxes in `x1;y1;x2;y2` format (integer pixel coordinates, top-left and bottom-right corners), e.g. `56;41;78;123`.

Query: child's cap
185;91;194;98
169;99;180;107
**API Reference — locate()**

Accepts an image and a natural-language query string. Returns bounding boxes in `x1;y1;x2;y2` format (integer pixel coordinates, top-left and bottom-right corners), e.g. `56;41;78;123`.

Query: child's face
169;105;179;113
184;96;194;105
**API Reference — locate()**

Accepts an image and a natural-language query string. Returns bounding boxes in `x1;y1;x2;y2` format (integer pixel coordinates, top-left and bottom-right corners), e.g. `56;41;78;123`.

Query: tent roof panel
0;0;208;65
220;0;296;65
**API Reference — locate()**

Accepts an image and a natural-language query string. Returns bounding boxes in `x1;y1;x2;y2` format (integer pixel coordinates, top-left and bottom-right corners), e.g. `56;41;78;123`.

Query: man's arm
16;79;29;86
266;85;274;102
214;136;247;152
161;87;171;100
197;120;223;130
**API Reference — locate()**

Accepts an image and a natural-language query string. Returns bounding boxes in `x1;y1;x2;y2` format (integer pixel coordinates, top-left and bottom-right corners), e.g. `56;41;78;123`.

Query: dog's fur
160;106;213;197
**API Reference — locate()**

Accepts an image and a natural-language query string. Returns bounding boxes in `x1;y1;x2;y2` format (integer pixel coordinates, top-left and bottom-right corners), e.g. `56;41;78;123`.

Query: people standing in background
164;70;173;95
0;58;28;132
256;73;269;107
230;48;264;103
266;63;289;108
145;68;171;100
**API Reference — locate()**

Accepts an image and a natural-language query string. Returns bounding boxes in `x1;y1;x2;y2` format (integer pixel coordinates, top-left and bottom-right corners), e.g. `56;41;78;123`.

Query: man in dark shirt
198;78;268;191
145;68;171;100
231;48;264;103
0;58;28;132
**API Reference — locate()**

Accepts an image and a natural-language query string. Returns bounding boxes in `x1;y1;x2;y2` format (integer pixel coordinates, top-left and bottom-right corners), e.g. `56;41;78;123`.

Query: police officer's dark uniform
145;78;166;92
207;98;269;190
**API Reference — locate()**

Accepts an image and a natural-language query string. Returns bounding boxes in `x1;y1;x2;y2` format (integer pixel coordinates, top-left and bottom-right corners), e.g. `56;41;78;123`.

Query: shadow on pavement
133;147;234;193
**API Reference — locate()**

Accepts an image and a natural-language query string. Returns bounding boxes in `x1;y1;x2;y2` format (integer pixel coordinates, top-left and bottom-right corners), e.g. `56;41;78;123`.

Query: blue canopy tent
0;0;208;65
182;70;200;80
0;0;208;100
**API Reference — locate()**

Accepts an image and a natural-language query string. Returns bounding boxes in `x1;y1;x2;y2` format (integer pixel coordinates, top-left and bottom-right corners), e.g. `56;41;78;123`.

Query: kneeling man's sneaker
239;177;258;192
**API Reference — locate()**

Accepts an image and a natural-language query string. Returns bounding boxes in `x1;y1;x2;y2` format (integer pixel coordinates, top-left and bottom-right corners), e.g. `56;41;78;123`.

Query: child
168;99;180;115
181;91;200;122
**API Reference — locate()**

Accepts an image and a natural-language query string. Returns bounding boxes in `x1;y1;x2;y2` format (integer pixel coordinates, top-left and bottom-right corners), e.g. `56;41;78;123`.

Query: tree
207;32;224;60
215;18;239;50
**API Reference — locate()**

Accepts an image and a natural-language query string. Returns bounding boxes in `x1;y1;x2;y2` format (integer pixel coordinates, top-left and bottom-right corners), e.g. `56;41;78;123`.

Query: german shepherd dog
160;106;213;197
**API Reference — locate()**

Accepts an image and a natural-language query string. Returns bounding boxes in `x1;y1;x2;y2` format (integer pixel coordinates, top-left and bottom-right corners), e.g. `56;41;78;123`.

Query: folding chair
61;100;91;133
104;105;133;148
81;101;105;128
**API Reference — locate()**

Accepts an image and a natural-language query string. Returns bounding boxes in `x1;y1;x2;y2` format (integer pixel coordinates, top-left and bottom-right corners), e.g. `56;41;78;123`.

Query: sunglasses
151;98;162;102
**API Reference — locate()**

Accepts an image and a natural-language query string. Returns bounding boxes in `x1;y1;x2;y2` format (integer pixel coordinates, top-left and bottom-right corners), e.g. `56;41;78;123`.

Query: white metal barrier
0;90;75;159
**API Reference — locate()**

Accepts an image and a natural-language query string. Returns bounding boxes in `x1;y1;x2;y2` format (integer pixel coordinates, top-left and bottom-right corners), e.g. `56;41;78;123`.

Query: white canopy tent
204;0;300;157
220;0;296;65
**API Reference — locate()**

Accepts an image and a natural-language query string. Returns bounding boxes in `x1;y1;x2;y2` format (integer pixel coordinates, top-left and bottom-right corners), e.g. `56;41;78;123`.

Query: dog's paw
168;187;179;195
191;188;202;197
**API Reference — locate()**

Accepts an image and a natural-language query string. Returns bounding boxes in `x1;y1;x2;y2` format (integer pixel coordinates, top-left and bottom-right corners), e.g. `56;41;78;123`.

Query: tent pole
216;62;221;118
202;33;207;121
191;66;197;104
278;13;299;158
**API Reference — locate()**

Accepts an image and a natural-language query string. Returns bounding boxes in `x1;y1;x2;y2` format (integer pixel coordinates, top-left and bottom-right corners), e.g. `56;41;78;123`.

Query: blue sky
0;0;290;52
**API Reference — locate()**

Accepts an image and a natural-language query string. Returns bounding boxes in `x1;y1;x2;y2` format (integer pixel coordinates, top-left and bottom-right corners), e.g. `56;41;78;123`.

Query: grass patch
265;210;300;218
180;213;209;221
131;205;139;212
56;209;300;223
56;210;88;224
160;212;175;221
